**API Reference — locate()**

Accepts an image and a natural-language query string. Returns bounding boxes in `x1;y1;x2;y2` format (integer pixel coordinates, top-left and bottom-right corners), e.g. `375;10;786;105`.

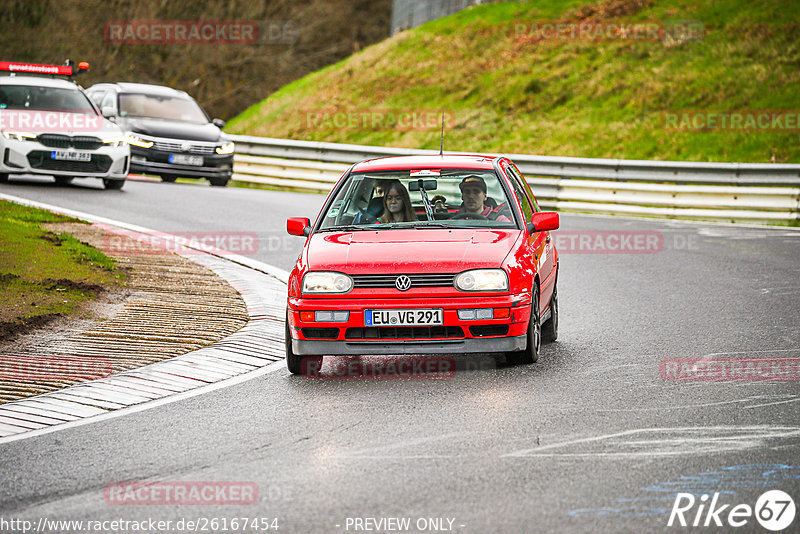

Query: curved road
2;176;800;533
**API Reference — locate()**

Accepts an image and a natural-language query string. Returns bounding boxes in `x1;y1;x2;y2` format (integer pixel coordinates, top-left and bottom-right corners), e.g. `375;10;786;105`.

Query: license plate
365;309;443;326
169;154;204;166
51;150;90;162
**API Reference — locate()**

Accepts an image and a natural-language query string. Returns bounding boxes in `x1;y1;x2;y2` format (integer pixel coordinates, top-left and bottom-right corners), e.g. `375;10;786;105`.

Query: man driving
457;175;512;222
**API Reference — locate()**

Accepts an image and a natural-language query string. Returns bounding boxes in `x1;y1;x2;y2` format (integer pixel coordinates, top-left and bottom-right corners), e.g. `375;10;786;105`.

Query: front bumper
288;292;532;356
293;335;527;356
130;146;233;178
1;139;129;179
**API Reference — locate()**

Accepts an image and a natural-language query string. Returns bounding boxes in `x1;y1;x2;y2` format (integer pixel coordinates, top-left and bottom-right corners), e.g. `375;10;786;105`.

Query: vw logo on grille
395;275;412;291
181;142;192;152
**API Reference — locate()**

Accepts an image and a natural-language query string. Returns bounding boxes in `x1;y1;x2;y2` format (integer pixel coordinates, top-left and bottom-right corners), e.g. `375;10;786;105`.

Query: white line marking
742;397;800;410
0;360;286;445
565;210;800;232
502;426;800;458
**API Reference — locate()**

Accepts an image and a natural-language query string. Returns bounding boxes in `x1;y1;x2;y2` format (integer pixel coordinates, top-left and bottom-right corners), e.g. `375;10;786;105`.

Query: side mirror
287;217;311;237
527;212;559;233
212;118;226;128
101;106;116;120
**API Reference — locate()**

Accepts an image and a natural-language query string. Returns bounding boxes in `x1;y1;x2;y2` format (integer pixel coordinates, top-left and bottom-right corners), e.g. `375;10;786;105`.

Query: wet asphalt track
1;175;800;533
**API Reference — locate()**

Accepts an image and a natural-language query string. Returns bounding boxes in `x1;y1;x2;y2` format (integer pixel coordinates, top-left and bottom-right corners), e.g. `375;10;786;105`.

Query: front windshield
119;93;208;123
318;169;518;231
0;85;96;114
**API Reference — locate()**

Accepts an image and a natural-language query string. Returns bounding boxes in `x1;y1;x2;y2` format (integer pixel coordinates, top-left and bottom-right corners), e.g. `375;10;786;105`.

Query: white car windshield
318;169;517;231
0;85;96;114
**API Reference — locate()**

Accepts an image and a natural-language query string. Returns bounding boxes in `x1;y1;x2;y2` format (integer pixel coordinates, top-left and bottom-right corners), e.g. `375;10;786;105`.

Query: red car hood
306;228;521;274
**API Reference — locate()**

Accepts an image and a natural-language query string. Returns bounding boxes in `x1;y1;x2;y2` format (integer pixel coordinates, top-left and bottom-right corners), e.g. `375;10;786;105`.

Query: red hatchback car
285;155;559;374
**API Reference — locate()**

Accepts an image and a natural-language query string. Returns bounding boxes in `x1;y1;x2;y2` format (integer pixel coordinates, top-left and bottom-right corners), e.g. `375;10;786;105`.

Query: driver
457;175;512;222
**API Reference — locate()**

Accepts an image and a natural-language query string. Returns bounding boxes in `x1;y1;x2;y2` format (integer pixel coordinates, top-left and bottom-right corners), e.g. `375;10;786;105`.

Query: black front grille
302;328;339;339
469;325;509;337
36;134;102;150
72;136;103;150
37;134;71;148
27;151;112;173
351;273;456;289
345;326;464;340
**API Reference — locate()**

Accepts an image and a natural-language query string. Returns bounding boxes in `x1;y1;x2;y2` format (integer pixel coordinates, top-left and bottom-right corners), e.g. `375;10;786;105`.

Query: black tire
0;173;8;183
208;176;230;187
54;176;73;186
507;285;541;365
542;284;558;343
103;178;125;190
160;175;178;183
286;321;322;375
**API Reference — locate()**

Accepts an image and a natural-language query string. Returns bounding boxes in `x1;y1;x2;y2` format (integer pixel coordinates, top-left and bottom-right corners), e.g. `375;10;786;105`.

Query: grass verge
227;0;800;163
0;200;125;338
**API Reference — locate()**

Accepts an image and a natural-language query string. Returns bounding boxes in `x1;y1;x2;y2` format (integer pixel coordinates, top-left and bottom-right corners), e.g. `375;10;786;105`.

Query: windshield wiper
319;225;373;232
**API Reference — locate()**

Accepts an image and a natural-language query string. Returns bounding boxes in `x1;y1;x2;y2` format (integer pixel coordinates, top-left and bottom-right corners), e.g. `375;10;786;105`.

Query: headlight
215;142;234;155
125;133;153;148
2;131;36;142
302;272;353;294
454;269;508;291
102;136;127;148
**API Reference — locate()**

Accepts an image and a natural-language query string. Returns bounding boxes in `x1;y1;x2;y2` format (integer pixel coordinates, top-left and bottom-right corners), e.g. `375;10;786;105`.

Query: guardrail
228;134;800;223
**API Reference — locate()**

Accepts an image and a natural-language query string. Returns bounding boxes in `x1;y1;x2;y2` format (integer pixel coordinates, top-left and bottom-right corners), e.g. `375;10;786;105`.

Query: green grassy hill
228;0;800;163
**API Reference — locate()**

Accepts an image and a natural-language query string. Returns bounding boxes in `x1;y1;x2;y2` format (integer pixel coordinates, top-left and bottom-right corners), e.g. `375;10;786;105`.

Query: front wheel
286;321;322;375
542;284;558;343
507;285;541;365
160;175;178;183
103;179;125;190
0;173;10;183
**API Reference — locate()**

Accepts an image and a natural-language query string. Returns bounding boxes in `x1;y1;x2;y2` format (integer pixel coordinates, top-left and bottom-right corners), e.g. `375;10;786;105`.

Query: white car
0;63;129;189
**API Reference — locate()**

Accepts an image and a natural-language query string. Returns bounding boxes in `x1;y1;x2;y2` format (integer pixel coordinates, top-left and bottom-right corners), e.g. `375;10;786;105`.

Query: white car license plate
169;154;204;166
365;309;443;327
51;150;91;162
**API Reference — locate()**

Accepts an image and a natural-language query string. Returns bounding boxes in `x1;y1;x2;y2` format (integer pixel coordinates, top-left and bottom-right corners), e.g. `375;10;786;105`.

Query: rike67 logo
668;490;796;531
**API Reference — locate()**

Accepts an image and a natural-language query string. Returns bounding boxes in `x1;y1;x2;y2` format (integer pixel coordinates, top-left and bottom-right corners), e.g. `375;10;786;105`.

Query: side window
505;164;534;222
101;92;116;111
87;90;106;107
510;164;541;213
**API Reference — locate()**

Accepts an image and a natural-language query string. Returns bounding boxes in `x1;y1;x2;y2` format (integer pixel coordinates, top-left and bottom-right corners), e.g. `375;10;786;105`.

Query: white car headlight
454;269;508;291
215;142;235;155
2;131;36;142
302;272;353;294
125;133;153;148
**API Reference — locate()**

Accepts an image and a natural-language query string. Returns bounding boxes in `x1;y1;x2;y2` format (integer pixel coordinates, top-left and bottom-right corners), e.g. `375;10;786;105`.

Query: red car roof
352;155;500;173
